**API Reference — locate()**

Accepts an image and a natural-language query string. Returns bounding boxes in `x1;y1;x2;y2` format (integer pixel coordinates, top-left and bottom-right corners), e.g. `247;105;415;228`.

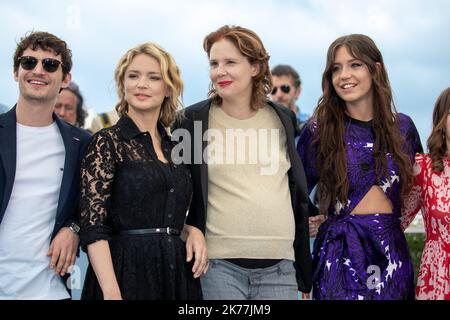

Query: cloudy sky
1;0;449;144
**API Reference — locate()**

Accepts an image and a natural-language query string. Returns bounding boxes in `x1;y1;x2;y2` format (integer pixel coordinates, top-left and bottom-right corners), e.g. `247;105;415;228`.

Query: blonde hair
114;42;183;127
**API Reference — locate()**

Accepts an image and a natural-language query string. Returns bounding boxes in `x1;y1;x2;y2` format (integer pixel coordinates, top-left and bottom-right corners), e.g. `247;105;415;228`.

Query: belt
119;227;181;236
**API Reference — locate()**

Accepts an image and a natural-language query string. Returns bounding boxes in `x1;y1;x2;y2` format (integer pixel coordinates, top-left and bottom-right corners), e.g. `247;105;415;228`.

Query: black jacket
173;99;313;292
0;106;91;239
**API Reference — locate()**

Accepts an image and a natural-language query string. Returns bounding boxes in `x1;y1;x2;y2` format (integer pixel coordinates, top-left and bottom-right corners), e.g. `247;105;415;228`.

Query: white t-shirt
0;122;69;300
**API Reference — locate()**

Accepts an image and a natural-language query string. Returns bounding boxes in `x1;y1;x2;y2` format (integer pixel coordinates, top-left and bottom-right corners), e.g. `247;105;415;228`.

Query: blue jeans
201;259;298;300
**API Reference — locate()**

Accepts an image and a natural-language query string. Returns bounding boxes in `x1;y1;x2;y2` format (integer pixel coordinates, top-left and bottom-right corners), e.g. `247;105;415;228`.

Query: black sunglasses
17;56;64;73
271;84;291;95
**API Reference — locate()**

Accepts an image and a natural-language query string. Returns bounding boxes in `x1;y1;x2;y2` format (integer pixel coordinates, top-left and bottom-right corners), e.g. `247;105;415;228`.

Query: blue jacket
0;106;91;239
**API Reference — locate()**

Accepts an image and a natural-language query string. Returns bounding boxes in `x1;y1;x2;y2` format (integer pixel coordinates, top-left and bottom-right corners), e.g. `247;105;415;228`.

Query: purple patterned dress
297;113;423;300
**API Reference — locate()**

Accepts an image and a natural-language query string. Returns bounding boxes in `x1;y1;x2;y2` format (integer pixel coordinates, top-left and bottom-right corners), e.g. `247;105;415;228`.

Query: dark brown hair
13;31;72;79
313;34;414;214
203;25;272;110
427;87;450;172
271;64;301;88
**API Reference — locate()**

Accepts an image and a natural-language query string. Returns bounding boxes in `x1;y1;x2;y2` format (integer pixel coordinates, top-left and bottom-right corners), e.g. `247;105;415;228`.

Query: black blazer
173;99;313;292
0;106;91;239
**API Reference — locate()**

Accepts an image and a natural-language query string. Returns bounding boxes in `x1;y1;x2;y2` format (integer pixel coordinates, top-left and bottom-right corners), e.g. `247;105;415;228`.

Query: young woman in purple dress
297;34;423;300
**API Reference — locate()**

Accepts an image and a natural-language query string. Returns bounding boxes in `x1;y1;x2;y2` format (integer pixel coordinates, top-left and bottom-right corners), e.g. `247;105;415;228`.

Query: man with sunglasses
0;31;90;299
270;65;310;137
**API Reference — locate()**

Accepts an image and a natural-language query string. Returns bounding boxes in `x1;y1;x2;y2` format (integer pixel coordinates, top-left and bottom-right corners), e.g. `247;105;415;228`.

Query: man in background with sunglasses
0;31;91;299
54;81;88;129
270;65;310;137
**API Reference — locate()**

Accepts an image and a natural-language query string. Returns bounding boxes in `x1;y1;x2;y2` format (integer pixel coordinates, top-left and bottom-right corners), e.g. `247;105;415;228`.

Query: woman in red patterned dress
401;87;450;300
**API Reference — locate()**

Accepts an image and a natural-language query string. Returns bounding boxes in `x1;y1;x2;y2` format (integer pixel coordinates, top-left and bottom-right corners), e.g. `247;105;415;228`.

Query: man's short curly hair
13;31;72;80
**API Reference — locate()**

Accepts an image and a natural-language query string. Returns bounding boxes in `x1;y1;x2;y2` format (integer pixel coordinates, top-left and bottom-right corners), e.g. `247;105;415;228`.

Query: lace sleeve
79;130;116;249
400;153;426;230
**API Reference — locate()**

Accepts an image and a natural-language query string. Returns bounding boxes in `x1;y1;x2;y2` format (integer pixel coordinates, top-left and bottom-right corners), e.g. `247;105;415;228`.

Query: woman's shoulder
183;99;212;116
396;112;413;121
88;124;121;146
396;112;423;152
413;153;432;175
396;112;417;130
173;99;212;129
94;125;118;137
415;153;431;163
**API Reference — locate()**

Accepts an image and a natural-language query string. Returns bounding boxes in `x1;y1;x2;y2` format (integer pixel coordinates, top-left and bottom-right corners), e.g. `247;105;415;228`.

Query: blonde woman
79;43;207;300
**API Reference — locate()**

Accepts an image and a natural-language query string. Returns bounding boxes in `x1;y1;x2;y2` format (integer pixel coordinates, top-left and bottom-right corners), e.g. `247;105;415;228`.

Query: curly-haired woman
79;43;207;300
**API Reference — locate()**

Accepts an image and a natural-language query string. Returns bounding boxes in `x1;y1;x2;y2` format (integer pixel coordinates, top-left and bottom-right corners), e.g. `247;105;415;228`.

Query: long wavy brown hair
203;25;272;110
427;87;450;172
313;34;414;214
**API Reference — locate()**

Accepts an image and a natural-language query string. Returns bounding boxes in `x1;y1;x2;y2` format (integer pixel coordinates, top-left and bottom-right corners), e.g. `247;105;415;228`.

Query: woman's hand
309;215;327;237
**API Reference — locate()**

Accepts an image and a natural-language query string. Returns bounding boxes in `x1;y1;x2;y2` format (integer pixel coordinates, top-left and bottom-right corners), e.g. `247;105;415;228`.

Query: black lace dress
79;115;201;300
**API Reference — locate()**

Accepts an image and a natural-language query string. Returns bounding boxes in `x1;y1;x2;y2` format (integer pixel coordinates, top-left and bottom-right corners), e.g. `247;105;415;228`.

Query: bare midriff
350;186;393;215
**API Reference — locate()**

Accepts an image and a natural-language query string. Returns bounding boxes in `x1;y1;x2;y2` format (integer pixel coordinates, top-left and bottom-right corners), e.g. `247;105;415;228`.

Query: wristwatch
67;222;80;234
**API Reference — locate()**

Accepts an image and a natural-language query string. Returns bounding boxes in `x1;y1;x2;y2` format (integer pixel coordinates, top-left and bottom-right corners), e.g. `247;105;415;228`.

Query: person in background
270;64;309;136
401;86;450;300
79;42;207;300
0;31;90;299
298;34;423;300
54;81;87;128
87;109;119;133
